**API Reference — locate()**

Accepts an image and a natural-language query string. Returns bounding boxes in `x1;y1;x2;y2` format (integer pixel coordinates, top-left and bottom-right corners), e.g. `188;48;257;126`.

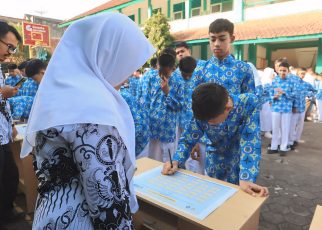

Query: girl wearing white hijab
21;13;155;229
260;67;275;138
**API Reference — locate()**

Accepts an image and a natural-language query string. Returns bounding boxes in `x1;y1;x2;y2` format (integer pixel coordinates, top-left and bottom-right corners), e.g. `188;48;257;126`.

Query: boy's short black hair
0;21;22;42
150;57;157;69
209;18;234;36
274;57;288;64
160;47;176;59
192;83;229;121
158;53;176;69
25;59;46;78
179;56;196;74
18;60;29;70
279;61;290;69
175;41;190;50
7;63;17;70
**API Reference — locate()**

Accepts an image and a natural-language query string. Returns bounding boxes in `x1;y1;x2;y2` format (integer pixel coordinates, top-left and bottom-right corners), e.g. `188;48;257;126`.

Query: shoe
264;132;273;139
267;147;278;154
279;151;287;157
293;141;298;147
288;145;295;151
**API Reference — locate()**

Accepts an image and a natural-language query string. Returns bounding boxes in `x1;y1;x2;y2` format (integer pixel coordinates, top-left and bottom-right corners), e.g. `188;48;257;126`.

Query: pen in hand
168;149;173;168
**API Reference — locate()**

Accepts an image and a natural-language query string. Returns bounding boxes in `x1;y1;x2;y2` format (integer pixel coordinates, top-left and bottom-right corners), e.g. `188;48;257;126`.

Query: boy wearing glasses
0;20;23;225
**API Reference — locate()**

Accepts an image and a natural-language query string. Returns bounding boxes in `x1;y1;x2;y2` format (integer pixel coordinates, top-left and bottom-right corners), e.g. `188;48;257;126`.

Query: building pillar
167;0;171;18
234;44;244;61
203;0;207;14
266;45;272;68
201;43;208;60
138;8;142;25
316;38;322;73
148;0;152;18
248;43;257;67
234;0;245;22
185;0;191;19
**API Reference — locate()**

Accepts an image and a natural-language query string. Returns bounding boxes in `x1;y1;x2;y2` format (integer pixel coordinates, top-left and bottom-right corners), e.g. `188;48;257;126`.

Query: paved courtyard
4;122;322;230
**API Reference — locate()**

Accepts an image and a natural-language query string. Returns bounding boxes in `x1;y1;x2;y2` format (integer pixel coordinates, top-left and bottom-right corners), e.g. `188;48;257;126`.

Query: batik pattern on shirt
7;96;34;120
120;87;149;155
178;59;206;131
293;77;317;112
201;54;255;95
173;94;261;185
315;80;322;100
5;75;21;87
142;69;184;143
0;66;13;145
32;124;135;229
19;78;38;96
270;75;296;113
128;76;141;97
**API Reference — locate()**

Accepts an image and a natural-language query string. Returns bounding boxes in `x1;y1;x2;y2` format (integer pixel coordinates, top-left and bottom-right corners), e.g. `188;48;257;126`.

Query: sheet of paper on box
134;166;238;220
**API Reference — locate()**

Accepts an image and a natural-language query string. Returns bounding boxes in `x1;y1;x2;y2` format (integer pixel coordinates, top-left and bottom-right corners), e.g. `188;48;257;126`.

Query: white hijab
21;13;155;176
262;67;275;85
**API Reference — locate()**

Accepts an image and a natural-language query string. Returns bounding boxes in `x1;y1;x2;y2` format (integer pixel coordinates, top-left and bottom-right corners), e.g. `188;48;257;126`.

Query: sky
0;0;110;20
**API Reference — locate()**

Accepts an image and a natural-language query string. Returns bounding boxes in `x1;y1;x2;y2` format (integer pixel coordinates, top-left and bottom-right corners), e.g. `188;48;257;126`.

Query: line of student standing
119;18;264;189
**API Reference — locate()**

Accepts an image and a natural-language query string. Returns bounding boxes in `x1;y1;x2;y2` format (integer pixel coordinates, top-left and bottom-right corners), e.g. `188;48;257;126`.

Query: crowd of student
1;59;46;121
1;13;322;228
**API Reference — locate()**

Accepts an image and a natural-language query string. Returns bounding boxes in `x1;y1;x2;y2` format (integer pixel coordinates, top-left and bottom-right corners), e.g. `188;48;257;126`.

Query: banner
22;22;50;47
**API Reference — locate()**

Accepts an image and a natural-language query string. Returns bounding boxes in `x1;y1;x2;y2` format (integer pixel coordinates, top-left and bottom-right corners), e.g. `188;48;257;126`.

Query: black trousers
0;143;19;220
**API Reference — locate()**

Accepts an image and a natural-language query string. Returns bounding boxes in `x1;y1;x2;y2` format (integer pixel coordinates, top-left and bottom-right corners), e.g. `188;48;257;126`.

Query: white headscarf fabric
20;12;155;178
262;67;275;85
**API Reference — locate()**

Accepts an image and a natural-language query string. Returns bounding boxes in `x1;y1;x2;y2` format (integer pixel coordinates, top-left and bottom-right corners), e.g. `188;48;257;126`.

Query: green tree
143;12;174;56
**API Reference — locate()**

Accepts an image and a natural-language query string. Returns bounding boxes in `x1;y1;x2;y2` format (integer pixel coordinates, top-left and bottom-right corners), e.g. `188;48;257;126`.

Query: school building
60;0;322;72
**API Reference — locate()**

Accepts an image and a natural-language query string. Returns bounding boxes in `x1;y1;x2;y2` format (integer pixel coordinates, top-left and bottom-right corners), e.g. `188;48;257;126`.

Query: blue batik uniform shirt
143;69;184;143
120;86;149;156
201;54;255;95
5;75;21;87
173;94;261;185
270;75;296;113
315;80;322;100
293;77;317;113
128;76;141;97
178;59;206;131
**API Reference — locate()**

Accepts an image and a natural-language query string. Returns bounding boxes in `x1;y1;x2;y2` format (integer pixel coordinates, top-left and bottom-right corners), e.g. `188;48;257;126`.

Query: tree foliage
143;12;173;56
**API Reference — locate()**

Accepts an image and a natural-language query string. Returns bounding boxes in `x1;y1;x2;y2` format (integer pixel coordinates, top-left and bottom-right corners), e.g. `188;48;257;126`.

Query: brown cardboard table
11;126;38;214
133;158;267;230
310;205;322;230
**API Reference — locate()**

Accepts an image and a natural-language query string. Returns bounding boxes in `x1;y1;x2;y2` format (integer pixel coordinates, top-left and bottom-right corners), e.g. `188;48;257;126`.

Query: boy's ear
230;34;235;43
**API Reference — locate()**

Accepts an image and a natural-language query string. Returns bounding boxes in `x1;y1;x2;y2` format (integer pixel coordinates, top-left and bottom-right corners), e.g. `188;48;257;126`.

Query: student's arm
239;95;261;183
162;119;204;175
241;63;256;94
164;78;184;111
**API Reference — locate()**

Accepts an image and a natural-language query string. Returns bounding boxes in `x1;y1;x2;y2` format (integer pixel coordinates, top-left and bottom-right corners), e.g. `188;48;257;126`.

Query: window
152;8;162;15
211;3;222;13
128;14;135;21
191;0;201;16
173;2;185;19
191;8;201;16
210;0;233;12
174;11;183;20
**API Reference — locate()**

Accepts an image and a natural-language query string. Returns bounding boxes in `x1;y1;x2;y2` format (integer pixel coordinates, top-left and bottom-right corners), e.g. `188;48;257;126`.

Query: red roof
173;11;322;42
64;0;131;23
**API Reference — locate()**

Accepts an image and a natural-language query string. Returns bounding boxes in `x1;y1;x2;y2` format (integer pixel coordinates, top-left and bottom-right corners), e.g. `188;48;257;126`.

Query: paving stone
296;190;317;200
290;204;311;217
284;212;311;226
267;203;290;215
278;222;303;230
261;210;285;224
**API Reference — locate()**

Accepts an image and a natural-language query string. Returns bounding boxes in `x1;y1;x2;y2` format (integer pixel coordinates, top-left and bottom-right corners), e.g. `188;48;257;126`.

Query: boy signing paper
162;83;268;197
